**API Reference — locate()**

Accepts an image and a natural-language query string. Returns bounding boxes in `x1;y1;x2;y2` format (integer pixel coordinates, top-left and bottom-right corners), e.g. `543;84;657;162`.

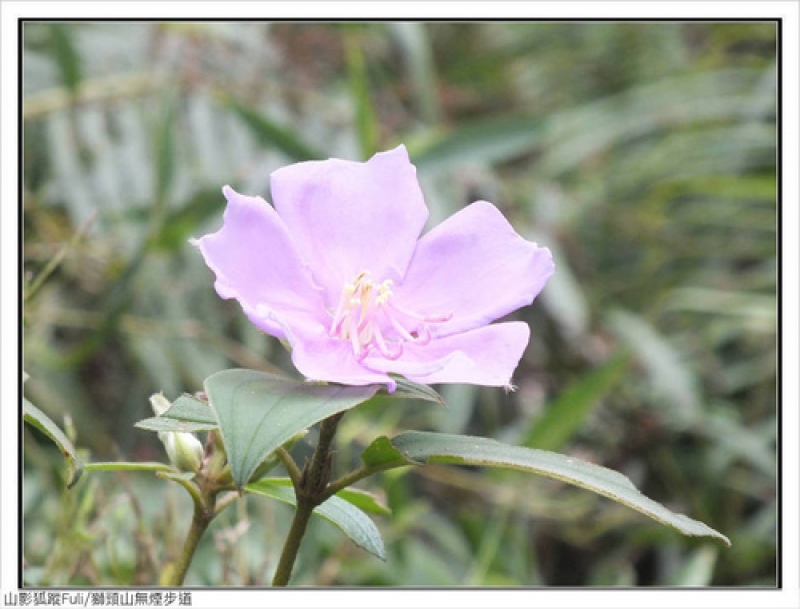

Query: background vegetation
22;21;777;586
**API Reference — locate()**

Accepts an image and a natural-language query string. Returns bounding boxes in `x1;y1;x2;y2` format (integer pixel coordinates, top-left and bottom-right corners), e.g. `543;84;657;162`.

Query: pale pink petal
270;145;428;304
191;186;325;339
271;313;397;389
363;322;530;387
393;201;554;337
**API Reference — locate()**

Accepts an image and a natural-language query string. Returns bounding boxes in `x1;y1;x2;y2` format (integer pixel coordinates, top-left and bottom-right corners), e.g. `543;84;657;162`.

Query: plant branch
276;447;302;489
270;499;315;587
320;465;375;502
156;471;204;507
163;492;216;586
271;412;344;586
214;491;240;517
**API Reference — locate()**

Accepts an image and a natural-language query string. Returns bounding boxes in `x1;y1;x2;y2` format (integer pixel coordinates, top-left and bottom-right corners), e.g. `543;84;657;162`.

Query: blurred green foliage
22;21;777;586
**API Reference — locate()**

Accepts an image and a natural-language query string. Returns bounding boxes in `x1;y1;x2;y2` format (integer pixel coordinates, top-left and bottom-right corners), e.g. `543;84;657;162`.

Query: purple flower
192;146;554;391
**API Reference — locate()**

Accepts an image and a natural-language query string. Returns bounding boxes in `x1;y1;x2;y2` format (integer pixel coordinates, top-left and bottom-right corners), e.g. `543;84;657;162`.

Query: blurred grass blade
49;23;82;93
410;116;546;172
246;478;386;560
608;309;700;427
152;187;228;252
24;209;97;304
226;99;324;161
537;238;591;341
344;30;379;159
522;350;631;451
390;22;440;124
669;545;719;586
153;90;177;212
23;398;85;488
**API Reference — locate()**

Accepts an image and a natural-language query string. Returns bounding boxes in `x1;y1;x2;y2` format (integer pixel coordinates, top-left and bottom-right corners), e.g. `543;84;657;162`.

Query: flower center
328;270;450;360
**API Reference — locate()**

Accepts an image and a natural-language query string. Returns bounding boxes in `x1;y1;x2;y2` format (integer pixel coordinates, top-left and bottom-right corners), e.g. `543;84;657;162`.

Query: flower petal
394;201;554;337
192;186;324;339
270;313;397;389
363;322;530;387
270;145;428;304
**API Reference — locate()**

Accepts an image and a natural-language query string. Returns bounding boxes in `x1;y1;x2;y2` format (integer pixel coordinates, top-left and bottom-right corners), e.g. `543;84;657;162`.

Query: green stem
214;491;240;517
320;465;374;502
156;471;205;506
271;413;344;586
271;499;315;586
276;446;302;488
305;412;343;494
164;494;215;586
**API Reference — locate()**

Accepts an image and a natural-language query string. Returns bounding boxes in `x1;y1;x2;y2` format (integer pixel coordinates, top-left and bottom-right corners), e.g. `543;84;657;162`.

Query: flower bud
162;431;204;473
149;393;204;473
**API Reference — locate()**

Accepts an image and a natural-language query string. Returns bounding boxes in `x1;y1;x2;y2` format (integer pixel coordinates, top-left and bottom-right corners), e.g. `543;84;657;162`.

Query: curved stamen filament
328;270;450;359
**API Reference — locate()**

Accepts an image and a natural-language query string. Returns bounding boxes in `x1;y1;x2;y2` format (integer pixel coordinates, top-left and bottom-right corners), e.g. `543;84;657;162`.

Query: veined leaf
23;398;84;488
205;369;378;488
246;478;386;560
255;477;390;516
135;394;218;432
360;431;730;546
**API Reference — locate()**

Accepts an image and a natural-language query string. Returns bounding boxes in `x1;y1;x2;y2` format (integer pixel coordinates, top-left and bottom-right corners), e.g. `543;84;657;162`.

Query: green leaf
252;477;390;516
23;398;84;488
134;417;213;433
388;377;446;407
205;369;378;488
246;478;386;560
360;435;414;471
390;431;731;546
165;395;217;423
522;351;631;451
135;394;218;432
334;487;392;516
410;116;546;172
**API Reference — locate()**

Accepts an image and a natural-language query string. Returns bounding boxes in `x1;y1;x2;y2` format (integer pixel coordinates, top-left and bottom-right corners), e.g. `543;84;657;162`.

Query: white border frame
3;3;797;608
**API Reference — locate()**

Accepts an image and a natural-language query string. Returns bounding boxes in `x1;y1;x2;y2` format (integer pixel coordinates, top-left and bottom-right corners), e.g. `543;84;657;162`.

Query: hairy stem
164;493;215;586
276;446;302;488
320;465;374;502
271;413;344;586
270;499;315;586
